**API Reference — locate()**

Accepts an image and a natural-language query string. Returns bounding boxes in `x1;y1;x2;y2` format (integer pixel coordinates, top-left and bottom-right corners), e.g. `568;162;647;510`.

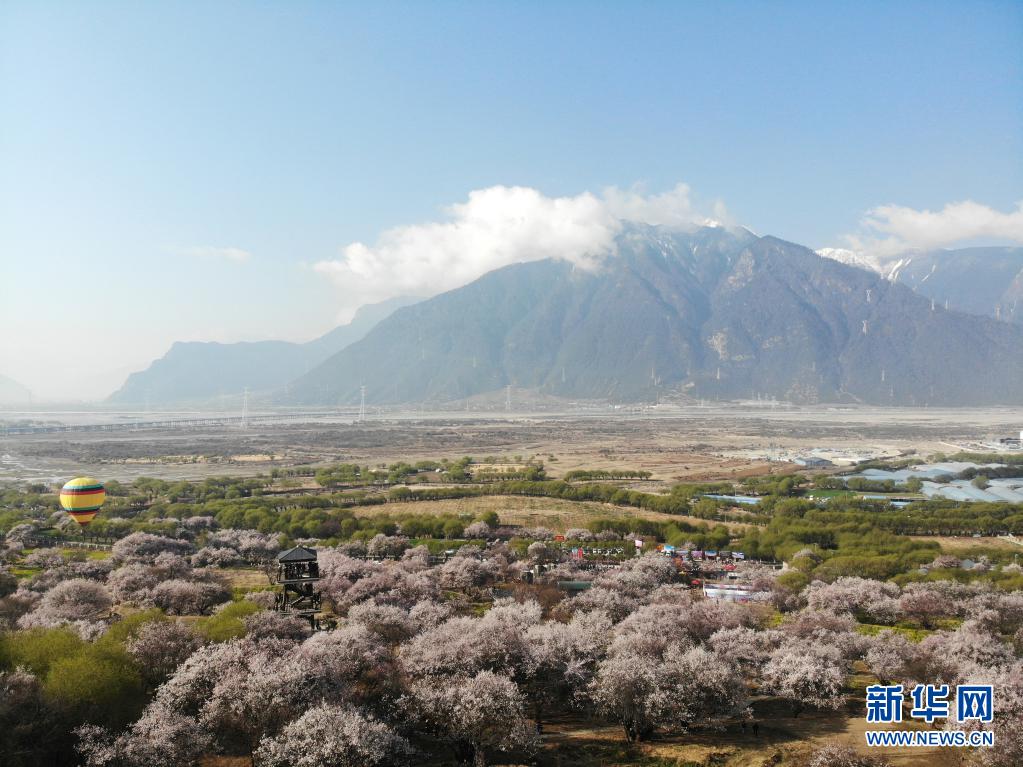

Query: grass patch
81;549;112;560
855;623;932;642
196;601;260;642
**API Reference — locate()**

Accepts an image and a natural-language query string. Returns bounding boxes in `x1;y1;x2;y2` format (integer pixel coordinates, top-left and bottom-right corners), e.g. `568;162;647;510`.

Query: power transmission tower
241;387;249;430
358;385;366;422
505;384;511;411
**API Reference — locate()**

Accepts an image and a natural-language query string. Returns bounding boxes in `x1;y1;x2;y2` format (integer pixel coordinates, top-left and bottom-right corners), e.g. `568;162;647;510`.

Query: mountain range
282;226;1023;406
819;246;1023;324
107;296;416;405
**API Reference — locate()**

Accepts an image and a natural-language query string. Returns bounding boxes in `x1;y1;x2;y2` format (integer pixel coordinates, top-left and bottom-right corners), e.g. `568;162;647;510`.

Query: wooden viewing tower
273;545;322;627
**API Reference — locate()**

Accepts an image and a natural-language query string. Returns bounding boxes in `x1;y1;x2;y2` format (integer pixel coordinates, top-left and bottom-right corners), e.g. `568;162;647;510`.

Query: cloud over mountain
834;200;1023;263
314;184;724;320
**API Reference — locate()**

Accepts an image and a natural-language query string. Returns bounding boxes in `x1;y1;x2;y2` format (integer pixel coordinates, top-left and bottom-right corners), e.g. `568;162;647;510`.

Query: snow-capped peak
817;247;884;274
817;248;917;282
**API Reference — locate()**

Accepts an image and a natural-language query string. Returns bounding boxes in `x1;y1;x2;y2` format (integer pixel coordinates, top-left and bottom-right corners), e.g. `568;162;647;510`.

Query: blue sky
2;1;1021;400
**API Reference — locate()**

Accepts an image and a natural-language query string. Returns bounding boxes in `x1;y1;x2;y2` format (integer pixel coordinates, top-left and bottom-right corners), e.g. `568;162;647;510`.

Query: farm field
353;495;756;535
908;535;1023;554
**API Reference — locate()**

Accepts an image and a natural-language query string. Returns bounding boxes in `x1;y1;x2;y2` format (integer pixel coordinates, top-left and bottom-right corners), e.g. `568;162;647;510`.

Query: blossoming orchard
1;465;1021;767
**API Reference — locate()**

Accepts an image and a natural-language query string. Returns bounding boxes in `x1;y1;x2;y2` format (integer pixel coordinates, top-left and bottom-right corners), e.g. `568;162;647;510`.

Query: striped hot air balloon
59;477;106;527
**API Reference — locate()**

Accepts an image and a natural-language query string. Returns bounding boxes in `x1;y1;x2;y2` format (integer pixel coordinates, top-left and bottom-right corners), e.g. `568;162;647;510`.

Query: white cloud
826;200;1023;266
180;246;252;262
315;184;723;320
602;183;720;227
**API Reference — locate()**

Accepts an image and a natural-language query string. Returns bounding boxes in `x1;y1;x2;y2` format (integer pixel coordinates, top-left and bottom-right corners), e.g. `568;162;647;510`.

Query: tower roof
277;545;318;562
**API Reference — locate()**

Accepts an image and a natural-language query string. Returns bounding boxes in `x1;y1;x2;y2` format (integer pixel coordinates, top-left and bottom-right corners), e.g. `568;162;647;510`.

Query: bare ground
537;707;951;767
6;405;1019;484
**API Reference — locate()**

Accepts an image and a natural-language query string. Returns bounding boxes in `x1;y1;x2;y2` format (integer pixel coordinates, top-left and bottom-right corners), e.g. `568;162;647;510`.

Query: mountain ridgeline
108;297;416;405
284;227;1023;407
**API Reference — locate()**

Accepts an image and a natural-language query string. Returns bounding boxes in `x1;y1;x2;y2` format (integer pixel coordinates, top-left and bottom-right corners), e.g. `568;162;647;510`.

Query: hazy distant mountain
108;296;418;405
285;226;1023;406
820;246;1023;324
0;373;32;405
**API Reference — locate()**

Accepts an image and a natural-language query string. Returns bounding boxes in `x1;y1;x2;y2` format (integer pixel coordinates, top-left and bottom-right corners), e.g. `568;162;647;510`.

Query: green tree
197;600;261;642
45;650;146;729
0;627;85;675
442;519;465;539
